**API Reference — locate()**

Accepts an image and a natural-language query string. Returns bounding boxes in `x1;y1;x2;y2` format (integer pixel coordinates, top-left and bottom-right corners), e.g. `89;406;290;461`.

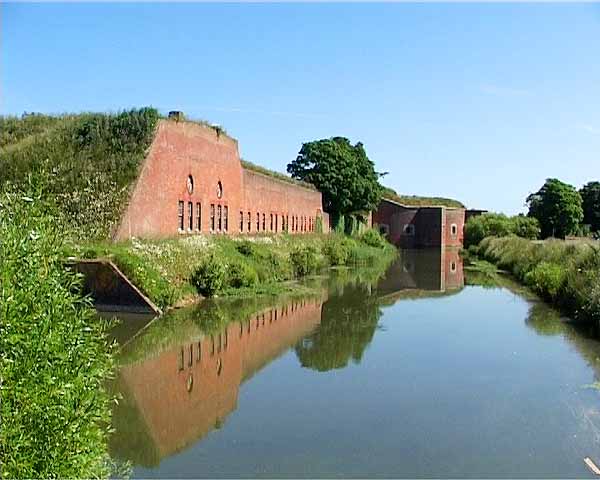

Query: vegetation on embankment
0;108;160;241
381;186;465;209
69;229;396;311
464;212;540;247
470;236;600;323
0;185;117;478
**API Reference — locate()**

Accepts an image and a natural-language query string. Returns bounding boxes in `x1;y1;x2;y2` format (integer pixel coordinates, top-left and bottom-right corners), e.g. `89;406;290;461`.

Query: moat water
109;249;600;478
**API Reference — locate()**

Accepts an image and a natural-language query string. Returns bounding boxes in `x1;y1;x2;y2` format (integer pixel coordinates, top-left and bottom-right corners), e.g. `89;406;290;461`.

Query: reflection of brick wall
117;298;323;461
115;120;324;241
441;248;464;291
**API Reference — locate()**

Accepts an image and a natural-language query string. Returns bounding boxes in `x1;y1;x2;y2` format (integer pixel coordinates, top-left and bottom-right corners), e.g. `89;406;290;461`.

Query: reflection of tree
295;283;381;371
524;301;565;336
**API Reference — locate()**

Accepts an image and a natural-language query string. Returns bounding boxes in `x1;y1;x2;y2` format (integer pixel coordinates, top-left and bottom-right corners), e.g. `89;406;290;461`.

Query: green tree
580;181;600;232
287;137;382;218
526;178;583;238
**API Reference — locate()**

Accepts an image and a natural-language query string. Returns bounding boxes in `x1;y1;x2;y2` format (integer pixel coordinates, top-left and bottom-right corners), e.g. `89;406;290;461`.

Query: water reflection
109;295;325;467
109;249;468;468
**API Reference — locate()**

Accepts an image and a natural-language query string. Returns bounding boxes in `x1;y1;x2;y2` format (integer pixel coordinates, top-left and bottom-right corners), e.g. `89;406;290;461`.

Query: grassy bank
472;236;600;322
0;186;116;478
68;229;397;311
0;108;159;241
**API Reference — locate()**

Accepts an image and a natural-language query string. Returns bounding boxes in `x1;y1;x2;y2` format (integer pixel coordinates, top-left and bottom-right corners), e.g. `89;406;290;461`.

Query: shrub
236;240;257;257
290;245;321;276
0;186;115;478
360;228;388;249
226;260;258;288
524;262;566;300
191;255;226;297
323;236;352;266
465;213;540;247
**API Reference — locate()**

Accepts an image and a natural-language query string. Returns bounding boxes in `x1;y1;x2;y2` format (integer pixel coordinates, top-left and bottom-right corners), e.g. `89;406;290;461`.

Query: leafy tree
526;178;583;238
580;181;600;232
287;137;382;217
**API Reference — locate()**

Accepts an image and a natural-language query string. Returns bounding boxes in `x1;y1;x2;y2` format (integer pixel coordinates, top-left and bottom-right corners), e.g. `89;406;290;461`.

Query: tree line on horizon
465;178;600;247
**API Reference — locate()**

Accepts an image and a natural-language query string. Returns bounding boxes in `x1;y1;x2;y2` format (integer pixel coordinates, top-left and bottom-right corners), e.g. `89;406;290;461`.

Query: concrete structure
372;198;465;249
114;118;327;241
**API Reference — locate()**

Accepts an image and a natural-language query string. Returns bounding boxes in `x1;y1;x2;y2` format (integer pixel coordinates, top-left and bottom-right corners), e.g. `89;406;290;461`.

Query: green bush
524;262;566;300
226;260;258;288
323;236;352;266
360;228;388;249
290;245;321;276
0;186;116;478
236;240;257;257
191;255;226;297
465;213;540;247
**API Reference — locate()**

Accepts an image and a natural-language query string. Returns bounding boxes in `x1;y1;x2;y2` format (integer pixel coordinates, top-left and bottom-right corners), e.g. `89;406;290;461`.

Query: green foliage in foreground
0;108;160;241
0;186;116;478
475;236;600;322
381;186;465;209
464;212;540;247
71;229;396;306
527;178;584;238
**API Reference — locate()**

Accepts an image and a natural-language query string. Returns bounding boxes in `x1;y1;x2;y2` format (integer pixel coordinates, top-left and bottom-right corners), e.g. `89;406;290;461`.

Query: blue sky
3;3;600;214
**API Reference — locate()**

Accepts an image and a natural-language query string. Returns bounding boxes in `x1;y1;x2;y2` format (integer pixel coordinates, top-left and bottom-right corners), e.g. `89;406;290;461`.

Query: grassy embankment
0;186;117;478
469;236;600;323
381;186;465;208
70;229;397;311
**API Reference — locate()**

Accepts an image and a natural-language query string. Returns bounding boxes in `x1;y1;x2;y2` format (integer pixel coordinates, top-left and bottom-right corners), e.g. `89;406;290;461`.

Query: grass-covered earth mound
381;186;465;209
0;108;160;241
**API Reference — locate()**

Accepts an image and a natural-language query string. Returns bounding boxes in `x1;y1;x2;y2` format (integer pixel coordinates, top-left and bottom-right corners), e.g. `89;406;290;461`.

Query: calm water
109;249;600;478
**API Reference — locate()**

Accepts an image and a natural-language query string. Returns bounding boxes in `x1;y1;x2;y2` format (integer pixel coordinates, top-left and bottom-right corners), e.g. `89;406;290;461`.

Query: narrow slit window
196;203;201;231
257;212;260;231
270;214;274;231
188;202;193;231
224;206;229;231
451;224;458;236
197;341;202;362
217;205;222;231
262;213;266;231
188;344;193;366
240;211;244;232
178;201;184;231
247;212;251;232
210;204;215;232
275;214;278;233
178;347;184;371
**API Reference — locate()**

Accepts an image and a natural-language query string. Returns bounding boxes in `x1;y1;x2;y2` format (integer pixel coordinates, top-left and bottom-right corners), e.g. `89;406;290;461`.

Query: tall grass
0;108;159;241
476;236;600;322
0;184;116;478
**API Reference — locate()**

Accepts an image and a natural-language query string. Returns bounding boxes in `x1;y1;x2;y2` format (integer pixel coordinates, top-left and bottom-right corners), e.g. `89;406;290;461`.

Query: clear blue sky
3;3;600;214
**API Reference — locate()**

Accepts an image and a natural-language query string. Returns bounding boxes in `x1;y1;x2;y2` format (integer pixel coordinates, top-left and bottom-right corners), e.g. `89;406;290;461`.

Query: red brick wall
114;120;325;241
443;208;465;248
374;200;466;248
441;247;464;290
242;169;325;235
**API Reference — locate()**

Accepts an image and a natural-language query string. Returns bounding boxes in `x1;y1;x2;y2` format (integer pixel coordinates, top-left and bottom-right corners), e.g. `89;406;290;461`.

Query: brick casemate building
372;198;466;249
114;116;328;241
